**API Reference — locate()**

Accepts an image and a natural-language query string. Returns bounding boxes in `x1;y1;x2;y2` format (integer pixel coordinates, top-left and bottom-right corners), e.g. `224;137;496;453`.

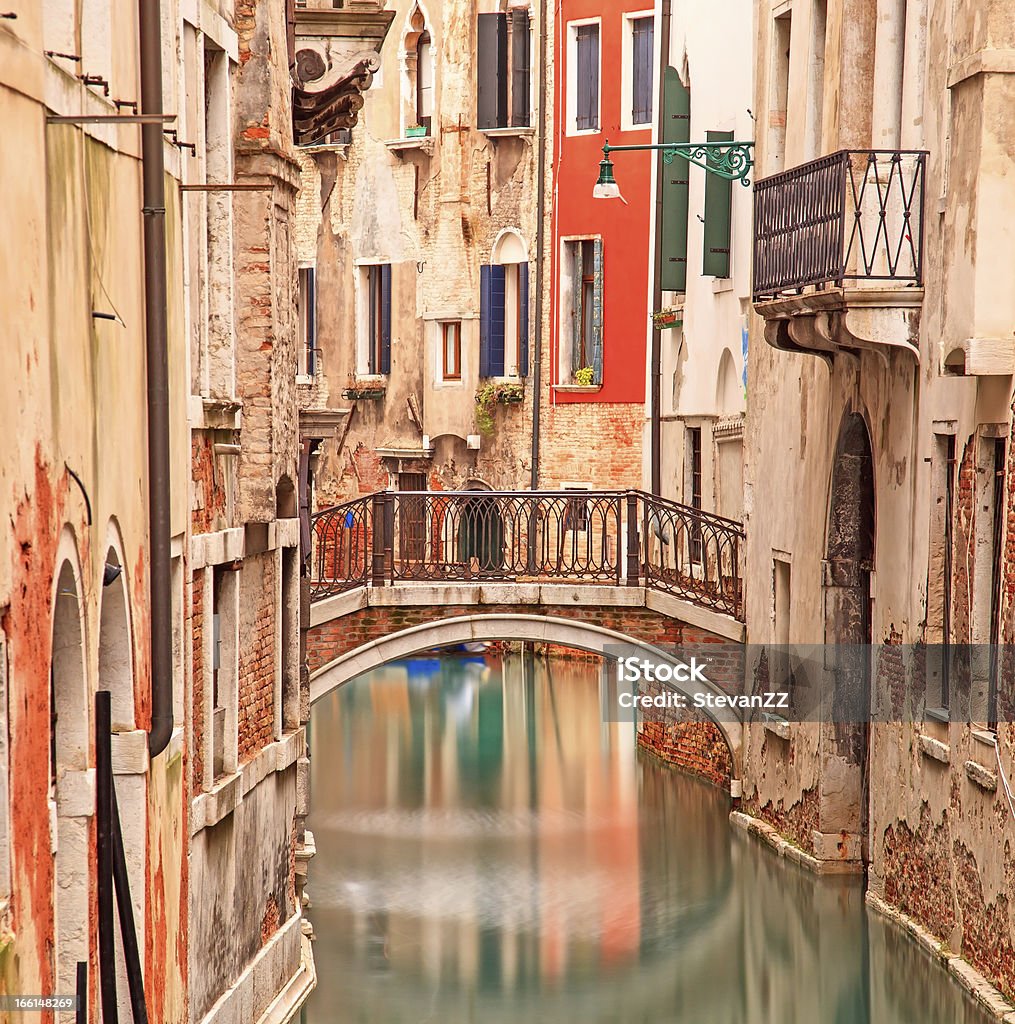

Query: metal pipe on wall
649;0;672;497
529;0;548;490
138;0;174;757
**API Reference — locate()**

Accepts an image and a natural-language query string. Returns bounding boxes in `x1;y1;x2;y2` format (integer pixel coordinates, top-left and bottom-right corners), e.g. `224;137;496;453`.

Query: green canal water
306;652;994;1024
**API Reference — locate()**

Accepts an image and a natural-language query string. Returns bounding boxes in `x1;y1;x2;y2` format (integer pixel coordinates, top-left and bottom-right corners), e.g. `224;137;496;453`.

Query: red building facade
541;0;655;489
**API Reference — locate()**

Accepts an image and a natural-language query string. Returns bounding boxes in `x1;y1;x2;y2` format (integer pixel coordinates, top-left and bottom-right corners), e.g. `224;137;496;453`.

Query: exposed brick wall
191;434;227;535
238;553;277;762
638;719;732;790
538;402;643;490
740;786;820;855
882;805;957;942
191;572;205;791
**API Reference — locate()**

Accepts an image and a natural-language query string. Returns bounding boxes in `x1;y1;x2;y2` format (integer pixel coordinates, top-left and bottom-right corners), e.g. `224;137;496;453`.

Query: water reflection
308;653;992;1023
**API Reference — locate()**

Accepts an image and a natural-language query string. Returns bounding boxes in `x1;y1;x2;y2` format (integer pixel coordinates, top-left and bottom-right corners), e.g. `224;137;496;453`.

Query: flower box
405;125;429;138
342;385;386;400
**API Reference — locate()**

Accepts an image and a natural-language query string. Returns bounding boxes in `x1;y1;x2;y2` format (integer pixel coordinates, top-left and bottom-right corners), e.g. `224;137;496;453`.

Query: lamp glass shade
593;156;620;199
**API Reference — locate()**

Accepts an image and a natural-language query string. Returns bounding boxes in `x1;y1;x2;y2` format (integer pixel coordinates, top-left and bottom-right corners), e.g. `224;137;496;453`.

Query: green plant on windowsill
475;381;524;435
574;366;596;387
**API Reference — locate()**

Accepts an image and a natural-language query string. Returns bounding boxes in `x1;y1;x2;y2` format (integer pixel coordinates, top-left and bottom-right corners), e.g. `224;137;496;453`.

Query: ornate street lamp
593;139;755;199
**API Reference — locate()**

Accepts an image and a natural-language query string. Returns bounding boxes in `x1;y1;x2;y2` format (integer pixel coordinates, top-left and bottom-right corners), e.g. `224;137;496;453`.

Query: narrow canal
306;651;993;1024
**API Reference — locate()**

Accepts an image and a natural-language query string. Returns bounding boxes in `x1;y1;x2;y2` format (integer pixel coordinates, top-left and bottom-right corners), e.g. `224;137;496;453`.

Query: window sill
299;142;350;160
481;126;535;139
711;278;734;294
384;136;434;156
553;383;602;394
295;374;315;386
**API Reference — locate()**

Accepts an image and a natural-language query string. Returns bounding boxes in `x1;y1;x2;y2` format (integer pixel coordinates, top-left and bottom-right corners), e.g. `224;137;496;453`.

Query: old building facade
1;0;315;1019
742;0;1015;1003
295;0;543;508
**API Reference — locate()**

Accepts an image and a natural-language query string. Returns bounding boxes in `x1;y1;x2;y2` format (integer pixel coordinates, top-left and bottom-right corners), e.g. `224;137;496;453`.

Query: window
563;239;603;383
442;321;462;380
416;31;433;133
773;558;791;692
686;427;702;561
769;11;792;173
631;17;654;125
987;439;1005;729
297;266;317;376
480;262;529;377
563;485;591;533
362;264;392;375
574;23;600;131
477;10;532;129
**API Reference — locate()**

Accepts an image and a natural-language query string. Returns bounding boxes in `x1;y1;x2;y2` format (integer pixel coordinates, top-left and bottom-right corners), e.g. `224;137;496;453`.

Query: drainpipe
139;0;174;758
529;0;548;490
649;0;672;496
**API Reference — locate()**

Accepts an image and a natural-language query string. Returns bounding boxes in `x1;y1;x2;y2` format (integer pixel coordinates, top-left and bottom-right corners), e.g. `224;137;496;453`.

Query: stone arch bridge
305;489;746;782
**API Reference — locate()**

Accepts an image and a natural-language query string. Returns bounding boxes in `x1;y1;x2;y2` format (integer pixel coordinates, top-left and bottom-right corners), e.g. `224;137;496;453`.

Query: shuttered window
480;265;506;376
568;239;603;384
477;13;508;130
631;17;654;125
298;267;317;375
660;68;690;291
481;263;530;377
702;129;733;278
367;264;391;374
478;11;531;130
575;24;599;131
416;32;433;134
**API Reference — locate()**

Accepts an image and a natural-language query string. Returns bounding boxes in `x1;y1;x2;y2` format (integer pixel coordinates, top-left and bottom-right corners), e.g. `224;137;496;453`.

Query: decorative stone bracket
757;287;923;367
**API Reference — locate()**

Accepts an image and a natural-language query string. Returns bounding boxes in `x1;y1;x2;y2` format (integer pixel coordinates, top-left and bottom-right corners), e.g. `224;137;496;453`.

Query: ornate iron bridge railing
310;490;745;620
752;149;927;301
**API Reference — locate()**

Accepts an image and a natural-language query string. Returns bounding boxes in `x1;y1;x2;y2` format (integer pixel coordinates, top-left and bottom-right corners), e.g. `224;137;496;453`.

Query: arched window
480;232;530;378
416;31;433;133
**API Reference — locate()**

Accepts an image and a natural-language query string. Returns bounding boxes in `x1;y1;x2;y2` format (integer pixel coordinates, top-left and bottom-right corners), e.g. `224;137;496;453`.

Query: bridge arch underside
309;612;742;781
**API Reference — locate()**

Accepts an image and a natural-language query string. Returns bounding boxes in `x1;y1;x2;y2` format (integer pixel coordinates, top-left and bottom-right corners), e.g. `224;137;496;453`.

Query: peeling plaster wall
745;0;1015;1000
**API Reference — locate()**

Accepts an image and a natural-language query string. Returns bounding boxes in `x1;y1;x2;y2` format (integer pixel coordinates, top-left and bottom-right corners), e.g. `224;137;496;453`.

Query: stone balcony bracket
756;286;924;367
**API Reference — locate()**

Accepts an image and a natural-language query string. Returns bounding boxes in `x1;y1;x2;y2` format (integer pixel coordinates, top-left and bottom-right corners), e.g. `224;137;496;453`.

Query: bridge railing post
371;492;392;586
625;492;640;587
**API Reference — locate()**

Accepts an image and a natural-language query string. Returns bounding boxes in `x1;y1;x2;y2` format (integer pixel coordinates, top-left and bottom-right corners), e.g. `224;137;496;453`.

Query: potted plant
405;124;429;138
573;366;596;387
475;381;524;435
652;307;682;330
342;375;387;400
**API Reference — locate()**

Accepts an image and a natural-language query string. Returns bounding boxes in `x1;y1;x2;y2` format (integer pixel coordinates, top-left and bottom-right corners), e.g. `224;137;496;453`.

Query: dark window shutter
576;25;599;131
632;18;654;124
480;265;507;377
306;268;317;374
511;11;531;127
477;13;508;129
660;68;690;292
702;129;733;278
591;239;603;384
518;262;529;376
570;243;583;374
379;263;392;374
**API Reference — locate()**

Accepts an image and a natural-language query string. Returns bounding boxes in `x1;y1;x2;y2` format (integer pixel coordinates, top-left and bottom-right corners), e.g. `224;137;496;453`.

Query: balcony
752;150;927;363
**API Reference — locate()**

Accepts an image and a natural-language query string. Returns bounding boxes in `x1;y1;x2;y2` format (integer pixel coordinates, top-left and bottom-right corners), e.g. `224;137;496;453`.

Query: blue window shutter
489;265;506;375
591;239;603;383
480;265;492;377
518;262;529;377
380;263;392;374
702;130;733;278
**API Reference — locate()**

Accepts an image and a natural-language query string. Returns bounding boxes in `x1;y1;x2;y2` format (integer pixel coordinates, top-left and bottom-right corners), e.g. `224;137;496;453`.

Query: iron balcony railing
310;489;745;620
752;149;927;301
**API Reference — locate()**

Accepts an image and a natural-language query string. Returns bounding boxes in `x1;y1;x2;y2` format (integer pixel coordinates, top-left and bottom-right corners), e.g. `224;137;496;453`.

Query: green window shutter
660;68;690;292
591;239;603;384
702;129;733;278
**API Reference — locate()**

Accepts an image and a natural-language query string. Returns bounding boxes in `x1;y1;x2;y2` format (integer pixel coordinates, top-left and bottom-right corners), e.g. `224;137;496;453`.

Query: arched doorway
821;411;875;861
51;556;90;1018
